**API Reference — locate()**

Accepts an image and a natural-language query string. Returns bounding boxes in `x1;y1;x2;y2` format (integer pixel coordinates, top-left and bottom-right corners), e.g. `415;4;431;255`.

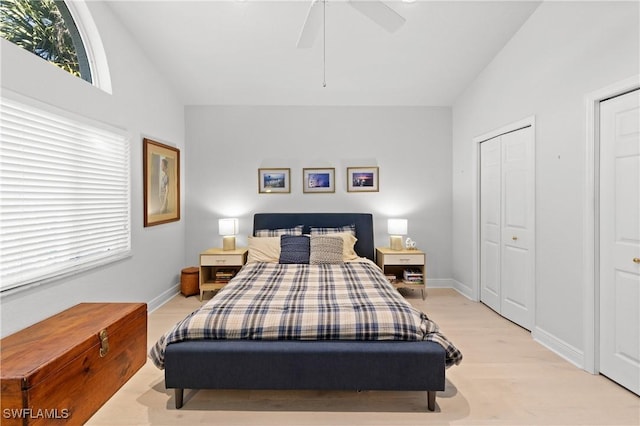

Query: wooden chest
0;303;147;425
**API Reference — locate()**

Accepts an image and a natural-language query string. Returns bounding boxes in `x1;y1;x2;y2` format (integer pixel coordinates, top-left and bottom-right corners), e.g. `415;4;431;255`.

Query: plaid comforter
150;260;462;369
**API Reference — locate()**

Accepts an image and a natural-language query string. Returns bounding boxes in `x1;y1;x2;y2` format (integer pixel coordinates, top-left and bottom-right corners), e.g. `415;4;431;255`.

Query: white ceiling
105;0;541;106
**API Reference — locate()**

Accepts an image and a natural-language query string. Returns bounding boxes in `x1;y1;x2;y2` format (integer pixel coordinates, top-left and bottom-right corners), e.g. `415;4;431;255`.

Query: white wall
452;1;639;364
185;106;453;281
0;2;185;337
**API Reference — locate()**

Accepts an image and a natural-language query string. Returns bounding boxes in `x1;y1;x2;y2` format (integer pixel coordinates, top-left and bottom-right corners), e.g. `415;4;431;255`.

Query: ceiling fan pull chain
323;0;327;88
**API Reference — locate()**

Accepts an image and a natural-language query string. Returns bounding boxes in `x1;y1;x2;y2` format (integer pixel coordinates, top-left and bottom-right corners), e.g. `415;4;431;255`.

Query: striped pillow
279;235;310;264
309;224;356;236
255;225;304;237
309;235;344;265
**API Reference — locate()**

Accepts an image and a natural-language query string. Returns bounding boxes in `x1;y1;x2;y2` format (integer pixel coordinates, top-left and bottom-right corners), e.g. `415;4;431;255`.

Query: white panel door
500;128;535;330
480;136;502;313
599;89;640;395
480;125;534;331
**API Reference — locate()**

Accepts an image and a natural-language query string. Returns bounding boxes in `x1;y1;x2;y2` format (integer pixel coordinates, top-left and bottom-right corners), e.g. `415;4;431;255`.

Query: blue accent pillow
279;235;310;264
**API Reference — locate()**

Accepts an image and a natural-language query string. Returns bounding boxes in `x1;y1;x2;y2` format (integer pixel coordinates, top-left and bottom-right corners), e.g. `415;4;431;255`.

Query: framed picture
347;166;379;192
258;168;291;193
143;138;180;226
303;168;335;193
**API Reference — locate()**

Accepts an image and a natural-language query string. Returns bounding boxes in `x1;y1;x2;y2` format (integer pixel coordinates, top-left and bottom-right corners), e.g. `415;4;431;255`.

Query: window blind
0;96;130;292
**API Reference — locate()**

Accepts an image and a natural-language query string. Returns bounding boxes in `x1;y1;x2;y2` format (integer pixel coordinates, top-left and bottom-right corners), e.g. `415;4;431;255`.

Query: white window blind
0;96;130;292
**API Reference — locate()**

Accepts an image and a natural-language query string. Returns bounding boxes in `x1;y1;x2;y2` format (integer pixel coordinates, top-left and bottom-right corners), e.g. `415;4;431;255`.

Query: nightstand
199;247;248;301
375;247;426;300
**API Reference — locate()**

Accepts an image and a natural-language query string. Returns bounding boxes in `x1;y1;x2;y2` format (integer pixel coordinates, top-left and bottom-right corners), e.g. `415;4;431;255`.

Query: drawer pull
99;329;109;357
216;259;227;264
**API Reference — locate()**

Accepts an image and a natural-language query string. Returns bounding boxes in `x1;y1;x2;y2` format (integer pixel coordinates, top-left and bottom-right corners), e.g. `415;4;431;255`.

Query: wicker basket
180;267;199;297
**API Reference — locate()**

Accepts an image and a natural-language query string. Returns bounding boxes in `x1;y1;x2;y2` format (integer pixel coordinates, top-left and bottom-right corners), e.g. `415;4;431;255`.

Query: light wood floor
87;288;639;425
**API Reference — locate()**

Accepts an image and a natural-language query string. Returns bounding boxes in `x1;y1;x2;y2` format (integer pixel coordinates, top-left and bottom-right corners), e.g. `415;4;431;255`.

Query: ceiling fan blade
297;0;323;48
348;0;406;32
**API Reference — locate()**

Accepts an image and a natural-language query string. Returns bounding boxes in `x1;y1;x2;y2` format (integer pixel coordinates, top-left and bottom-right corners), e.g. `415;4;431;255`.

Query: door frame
471;116;536;317
583;75;640;374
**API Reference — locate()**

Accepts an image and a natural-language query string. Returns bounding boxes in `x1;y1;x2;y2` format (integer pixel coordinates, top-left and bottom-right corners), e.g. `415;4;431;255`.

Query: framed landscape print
258;168;291;193
143;138;180;226
347;166;379;192
303;168;335;193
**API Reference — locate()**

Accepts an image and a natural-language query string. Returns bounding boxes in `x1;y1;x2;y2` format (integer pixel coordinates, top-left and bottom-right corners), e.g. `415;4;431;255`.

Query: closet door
500;127;535;330
480;136;502;313
480;126;534;331
599;89;640;395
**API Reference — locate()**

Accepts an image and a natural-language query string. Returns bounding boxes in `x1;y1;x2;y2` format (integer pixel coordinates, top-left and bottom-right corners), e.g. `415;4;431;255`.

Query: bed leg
175;388;184;409
427;391;436;411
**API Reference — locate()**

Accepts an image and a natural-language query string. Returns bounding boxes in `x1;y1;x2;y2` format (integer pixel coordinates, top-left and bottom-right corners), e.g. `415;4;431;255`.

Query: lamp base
390;236;403;251
222;236;236;251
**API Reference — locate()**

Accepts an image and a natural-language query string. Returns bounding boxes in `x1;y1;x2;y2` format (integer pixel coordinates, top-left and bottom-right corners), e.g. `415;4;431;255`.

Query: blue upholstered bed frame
164;213;445;411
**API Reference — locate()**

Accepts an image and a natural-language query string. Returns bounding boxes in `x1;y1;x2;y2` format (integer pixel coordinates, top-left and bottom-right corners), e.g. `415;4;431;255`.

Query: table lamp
387;218;407;251
219;218;238;251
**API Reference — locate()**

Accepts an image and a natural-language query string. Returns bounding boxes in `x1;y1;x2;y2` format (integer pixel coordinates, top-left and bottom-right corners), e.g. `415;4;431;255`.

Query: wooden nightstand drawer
201;254;244;266
382;253;424;265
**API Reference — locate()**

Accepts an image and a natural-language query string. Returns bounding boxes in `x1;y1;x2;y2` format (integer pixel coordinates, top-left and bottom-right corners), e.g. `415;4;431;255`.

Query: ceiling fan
297;0;406;48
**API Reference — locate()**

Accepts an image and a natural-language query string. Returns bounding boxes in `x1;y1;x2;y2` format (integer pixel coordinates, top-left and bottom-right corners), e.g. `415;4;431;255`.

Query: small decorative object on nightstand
199;247;247;301
405;237;417;250
376;247;426;300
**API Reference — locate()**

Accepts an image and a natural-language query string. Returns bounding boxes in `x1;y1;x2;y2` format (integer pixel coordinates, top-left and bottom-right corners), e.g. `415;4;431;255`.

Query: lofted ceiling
105;0;541;106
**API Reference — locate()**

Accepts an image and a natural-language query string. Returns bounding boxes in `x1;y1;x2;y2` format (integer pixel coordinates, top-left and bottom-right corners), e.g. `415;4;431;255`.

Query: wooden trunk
0;303;147;425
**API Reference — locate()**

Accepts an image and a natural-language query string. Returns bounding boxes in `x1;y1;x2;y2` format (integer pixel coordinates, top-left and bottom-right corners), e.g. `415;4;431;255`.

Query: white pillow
247;236;280;263
332;232;358;260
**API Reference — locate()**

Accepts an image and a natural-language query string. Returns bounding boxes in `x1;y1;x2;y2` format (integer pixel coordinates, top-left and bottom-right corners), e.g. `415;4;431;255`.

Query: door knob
634;258;640;264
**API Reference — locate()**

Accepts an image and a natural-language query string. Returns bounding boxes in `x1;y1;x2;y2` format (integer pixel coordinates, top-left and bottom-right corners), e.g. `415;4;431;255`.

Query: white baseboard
425;278;476;300
427;278;454;288
450;279;474;300
533;326;585;369
147;283;180;314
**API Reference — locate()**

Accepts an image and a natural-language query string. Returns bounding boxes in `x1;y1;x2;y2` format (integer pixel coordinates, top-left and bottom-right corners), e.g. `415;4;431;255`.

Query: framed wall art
347;166;379;192
143;138;180;226
258;168;291;193
303;168;335;193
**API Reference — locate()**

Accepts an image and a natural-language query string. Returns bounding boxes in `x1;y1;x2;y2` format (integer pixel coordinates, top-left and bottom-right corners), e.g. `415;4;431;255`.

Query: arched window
1;0;92;83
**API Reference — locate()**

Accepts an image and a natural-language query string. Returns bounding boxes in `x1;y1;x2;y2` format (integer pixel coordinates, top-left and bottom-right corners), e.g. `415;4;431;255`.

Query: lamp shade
387;219;408;235
218;218;238;236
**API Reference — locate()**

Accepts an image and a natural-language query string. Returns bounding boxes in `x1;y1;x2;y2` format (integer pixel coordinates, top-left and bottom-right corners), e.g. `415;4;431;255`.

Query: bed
151;213;461;411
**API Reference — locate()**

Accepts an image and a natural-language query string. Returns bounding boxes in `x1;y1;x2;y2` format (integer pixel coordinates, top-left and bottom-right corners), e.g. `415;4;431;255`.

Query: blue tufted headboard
253;213;375;261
